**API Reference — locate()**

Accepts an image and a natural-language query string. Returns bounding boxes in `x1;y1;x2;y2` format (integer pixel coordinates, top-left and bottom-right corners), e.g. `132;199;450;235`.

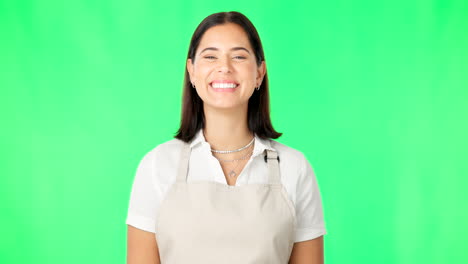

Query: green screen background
1;0;467;263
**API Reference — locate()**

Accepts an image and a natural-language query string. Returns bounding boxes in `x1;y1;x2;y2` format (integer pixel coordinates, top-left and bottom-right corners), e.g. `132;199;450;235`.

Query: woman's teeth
211;83;238;89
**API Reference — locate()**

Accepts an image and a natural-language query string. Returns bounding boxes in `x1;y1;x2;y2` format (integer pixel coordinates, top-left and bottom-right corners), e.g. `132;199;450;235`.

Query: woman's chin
204;101;246;111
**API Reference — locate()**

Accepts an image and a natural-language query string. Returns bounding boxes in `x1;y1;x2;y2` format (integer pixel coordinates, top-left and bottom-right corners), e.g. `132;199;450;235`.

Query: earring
192;83;195;88
255;85;260;91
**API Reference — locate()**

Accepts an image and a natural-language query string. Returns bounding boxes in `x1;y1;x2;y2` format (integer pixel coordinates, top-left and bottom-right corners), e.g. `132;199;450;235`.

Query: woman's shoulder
142;138;186;163
153;137;186;153
268;139;310;170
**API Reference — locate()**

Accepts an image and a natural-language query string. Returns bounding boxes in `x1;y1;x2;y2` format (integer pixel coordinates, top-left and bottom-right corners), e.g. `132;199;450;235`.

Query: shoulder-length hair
174;11;282;142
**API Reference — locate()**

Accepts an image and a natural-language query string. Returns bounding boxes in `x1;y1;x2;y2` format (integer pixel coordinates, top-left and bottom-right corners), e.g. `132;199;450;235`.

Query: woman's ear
256;60;266;85
187;58;194;83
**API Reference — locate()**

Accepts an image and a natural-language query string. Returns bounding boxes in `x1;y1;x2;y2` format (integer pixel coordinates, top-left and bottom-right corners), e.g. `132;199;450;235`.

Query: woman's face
187;23;266;110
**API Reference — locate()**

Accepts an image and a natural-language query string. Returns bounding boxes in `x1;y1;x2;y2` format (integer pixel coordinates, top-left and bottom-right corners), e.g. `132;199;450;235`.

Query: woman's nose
217;57;233;73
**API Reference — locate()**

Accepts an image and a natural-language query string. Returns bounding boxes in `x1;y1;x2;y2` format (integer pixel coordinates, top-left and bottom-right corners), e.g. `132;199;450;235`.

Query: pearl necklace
210;137;255;154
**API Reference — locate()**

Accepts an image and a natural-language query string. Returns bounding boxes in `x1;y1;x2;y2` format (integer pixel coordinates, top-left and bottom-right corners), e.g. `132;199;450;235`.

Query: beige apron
155;142;296;263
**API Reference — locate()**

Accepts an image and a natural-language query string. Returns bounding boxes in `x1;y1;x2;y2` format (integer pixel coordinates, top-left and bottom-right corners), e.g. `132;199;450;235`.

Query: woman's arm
127;225;161;264
288;236;324;264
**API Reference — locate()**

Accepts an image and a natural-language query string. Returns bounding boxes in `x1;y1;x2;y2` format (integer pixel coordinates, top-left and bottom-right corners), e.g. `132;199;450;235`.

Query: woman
126;11;326;264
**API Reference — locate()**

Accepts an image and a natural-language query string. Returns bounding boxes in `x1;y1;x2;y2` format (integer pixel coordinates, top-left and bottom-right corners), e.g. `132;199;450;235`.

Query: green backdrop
1;0;467;263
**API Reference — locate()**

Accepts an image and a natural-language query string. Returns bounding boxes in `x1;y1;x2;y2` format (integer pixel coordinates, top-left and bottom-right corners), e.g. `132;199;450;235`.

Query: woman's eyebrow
199;47;251;54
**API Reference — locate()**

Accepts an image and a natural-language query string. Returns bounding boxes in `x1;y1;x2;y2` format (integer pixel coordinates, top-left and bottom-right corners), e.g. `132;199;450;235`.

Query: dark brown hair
174;11;282;142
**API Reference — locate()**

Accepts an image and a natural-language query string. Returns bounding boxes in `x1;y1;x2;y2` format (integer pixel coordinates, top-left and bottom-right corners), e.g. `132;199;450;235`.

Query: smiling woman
126;11;326;264
186;22;263;112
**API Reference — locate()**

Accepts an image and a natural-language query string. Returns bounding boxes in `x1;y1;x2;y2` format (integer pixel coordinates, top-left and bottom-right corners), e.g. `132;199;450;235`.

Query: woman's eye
203;55;246;60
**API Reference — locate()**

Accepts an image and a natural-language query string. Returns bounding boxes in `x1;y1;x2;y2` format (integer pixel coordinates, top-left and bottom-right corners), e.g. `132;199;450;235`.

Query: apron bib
155;142;296;263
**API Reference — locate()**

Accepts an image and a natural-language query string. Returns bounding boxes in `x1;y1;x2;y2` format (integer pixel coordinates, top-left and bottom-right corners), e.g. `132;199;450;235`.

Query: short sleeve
125;149;160;233
294;153;327;242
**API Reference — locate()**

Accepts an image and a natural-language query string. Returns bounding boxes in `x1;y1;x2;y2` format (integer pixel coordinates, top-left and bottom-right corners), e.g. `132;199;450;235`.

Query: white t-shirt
126;129;327;243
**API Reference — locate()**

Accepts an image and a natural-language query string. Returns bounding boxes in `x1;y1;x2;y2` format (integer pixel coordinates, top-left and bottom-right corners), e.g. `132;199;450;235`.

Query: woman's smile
210;80;239;93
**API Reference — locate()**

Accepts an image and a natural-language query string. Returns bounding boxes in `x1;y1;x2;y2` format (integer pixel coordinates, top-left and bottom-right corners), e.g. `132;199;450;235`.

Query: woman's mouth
210;81;238;93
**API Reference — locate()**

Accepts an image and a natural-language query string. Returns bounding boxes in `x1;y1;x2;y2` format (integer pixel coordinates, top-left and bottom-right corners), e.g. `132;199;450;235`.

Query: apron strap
265;150;281;184
176;142;191;183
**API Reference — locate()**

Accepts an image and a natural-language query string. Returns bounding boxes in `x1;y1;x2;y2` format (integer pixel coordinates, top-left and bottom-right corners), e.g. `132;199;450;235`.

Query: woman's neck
203;104;254;151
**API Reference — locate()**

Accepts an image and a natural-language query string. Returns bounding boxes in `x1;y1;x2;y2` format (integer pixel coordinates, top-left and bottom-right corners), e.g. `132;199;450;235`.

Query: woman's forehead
199;24;251;47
